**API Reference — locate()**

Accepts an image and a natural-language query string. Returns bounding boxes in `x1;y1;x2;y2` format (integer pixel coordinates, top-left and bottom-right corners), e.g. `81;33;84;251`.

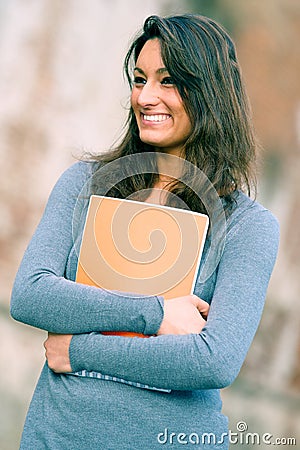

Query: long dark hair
88;14;259;215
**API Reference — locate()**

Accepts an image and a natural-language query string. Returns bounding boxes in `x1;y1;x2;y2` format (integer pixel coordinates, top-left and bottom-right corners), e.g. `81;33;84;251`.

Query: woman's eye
133;76;146;85
161;77;175;85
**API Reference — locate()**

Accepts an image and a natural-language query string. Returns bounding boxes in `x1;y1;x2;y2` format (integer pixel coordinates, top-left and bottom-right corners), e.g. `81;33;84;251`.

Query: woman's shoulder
51;160;97;196
58;160;95;183
226;190;279;240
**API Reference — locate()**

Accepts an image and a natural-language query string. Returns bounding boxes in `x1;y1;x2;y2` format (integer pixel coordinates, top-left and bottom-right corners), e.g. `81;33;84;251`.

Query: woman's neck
155;150;184;181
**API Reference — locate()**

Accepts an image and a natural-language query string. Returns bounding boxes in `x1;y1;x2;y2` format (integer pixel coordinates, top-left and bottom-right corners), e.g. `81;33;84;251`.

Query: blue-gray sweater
11;161;279;449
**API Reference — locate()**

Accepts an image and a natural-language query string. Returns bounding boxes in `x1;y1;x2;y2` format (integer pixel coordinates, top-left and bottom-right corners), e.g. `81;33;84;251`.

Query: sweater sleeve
69;207;279;391
10;162;164;335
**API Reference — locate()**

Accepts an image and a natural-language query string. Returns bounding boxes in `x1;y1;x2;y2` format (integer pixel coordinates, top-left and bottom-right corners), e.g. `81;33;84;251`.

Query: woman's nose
136;82;160;107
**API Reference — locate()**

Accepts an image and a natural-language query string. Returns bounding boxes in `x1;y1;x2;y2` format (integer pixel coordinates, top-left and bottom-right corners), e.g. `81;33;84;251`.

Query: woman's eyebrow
134;67;169;75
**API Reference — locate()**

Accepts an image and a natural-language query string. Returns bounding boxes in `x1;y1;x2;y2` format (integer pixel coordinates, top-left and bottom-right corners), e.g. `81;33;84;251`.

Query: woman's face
131;38;191;156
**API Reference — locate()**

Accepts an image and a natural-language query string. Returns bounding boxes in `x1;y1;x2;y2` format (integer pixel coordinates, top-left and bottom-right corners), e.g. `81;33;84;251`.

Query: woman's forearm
10;162;164;335
69;207;280;391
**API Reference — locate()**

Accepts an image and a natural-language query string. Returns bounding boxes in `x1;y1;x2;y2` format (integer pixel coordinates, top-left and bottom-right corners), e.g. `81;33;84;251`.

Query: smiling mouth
141;113;171;122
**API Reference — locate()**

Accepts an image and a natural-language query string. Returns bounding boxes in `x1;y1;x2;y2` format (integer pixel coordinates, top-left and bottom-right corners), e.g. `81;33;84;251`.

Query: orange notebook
76;195;209;337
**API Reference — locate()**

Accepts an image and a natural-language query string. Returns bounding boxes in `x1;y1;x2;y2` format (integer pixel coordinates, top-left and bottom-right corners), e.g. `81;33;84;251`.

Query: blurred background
0;0;299;448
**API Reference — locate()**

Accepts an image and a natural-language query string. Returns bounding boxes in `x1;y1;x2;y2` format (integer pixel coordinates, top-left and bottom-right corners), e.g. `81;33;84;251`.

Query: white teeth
143;114;170;122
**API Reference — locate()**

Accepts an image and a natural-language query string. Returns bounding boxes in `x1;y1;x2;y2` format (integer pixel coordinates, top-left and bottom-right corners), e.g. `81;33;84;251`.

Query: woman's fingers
157;294;209;336
190;295;210;318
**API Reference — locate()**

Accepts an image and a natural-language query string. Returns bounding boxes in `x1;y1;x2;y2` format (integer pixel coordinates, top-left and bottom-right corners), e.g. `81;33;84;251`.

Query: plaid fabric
71;370;171;393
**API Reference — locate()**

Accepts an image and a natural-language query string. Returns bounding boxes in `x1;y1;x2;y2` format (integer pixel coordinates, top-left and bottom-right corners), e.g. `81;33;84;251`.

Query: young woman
11;14;279;449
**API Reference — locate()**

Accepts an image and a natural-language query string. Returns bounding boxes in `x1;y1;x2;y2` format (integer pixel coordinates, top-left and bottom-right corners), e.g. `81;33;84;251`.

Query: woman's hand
157;294;209;336
43;295;209;370
44;333;73;373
